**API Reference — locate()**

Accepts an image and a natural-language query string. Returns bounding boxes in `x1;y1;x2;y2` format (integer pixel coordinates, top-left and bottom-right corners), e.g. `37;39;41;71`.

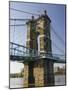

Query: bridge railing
10;42;38;57
39;52;65;61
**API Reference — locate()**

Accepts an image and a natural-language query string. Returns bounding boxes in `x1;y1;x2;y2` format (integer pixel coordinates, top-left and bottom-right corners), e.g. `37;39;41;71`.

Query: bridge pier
23;59;54;88
34;59;54;87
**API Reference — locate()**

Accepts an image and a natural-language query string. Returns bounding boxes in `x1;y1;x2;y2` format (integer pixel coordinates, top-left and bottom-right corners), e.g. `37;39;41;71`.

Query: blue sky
10;1;66;73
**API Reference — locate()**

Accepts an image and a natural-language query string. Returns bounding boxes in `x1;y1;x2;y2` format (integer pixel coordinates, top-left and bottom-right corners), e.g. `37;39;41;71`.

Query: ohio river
10;75;65;88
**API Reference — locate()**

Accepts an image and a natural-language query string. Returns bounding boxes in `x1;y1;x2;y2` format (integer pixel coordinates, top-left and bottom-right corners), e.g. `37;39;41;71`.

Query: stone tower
34;10;54;86
23;11;54;88
23;16;38;87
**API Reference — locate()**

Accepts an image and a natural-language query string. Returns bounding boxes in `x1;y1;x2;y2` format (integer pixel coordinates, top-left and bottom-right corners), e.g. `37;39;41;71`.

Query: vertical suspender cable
13;19;16;43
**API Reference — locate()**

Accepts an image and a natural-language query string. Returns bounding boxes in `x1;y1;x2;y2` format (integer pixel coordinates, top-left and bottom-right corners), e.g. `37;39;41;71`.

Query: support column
23;62;29;87
28;61;35;87
34;60;44;87
44;60;54;86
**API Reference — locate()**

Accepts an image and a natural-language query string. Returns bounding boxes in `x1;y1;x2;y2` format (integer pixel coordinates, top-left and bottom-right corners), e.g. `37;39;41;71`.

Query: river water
10;75;65;88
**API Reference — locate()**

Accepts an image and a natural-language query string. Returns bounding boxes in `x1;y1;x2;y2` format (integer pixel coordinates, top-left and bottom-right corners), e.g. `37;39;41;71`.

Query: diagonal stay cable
51;25;65;45
10;18;31;21
10;8;40;16
10;24;26;26
38;24;65;54
38;21;65;46
45;35;64;54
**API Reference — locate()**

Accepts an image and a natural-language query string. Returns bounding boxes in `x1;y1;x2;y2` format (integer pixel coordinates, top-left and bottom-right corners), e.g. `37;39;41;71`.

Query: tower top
44;10;47;15
32;16;34;20
36;10;51;22
26;16;35;24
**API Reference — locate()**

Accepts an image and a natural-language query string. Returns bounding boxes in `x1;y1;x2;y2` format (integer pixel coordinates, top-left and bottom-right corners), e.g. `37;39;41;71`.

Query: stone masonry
23;11;54;87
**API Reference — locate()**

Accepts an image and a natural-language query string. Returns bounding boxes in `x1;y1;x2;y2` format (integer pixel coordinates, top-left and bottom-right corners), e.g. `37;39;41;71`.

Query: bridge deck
10;42;66;63
10;54;66;63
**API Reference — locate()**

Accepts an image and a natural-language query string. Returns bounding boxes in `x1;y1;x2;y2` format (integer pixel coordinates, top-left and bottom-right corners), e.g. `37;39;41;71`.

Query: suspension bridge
9;6;66;88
